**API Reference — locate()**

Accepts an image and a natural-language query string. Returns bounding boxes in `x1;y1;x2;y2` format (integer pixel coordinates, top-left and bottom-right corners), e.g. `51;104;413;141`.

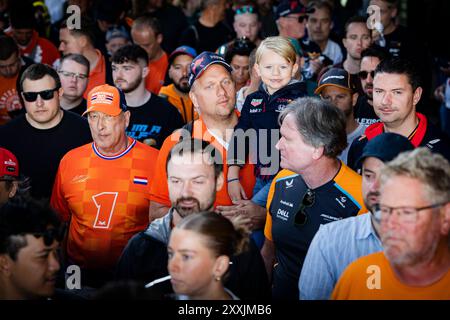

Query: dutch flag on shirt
133;176;148;185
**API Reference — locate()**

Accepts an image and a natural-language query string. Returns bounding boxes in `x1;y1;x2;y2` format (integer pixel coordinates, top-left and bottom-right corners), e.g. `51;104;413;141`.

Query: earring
215;276;221;281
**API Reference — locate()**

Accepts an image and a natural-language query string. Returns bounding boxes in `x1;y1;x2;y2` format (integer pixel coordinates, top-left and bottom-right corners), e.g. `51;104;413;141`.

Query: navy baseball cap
188;51;232;87
169;46;197;64
356;133;414;167
315;68;353;94
276;0;314;19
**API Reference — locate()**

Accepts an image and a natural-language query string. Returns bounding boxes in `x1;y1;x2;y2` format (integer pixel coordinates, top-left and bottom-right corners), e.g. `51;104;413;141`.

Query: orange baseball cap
83;84;127;116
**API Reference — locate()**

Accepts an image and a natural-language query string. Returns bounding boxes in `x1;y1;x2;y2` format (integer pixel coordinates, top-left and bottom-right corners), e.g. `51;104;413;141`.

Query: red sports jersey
51;138;158;271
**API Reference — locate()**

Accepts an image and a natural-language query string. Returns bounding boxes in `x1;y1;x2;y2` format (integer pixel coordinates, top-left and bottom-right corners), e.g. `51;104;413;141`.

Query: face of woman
167;228;226;299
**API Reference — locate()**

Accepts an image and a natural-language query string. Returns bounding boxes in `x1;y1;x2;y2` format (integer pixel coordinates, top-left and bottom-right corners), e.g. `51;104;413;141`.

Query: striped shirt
299;212;382;300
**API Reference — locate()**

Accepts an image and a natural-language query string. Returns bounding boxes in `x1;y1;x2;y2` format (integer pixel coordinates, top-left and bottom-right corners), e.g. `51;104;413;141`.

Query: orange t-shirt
145;52;168;94
51;138;159;270
150;115;256;208
0;74;22;125
83;50;106;99
332;252;450;300
159;84;198;123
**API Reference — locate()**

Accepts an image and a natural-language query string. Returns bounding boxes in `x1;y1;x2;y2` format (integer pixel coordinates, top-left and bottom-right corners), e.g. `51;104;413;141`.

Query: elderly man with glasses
332;147;450;299
261;97;366;300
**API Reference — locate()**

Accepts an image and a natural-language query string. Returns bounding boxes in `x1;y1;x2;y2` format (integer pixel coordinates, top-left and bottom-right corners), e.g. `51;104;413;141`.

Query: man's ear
216;173;224;192
352;92;359;107
0;254;12;276
312;146;324;160
123;110;131;128
412;87;423;107
440;202;450;236
189;90;198;107
9;181;18;199
58;87;64;98
156;33;163;45
142;65;149;79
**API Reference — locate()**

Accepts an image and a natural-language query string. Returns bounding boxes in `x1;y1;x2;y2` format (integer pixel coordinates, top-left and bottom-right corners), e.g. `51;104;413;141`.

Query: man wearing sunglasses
0;64;92;201
275;0;312;40
261;97;366;300
0;199;62;300
299;133;413;300
333;148;450;299
348;57;450;172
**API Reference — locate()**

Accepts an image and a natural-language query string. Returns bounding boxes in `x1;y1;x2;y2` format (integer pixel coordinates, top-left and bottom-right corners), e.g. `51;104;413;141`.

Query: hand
309;58;324;76
227;180;248;202
222;200;266;230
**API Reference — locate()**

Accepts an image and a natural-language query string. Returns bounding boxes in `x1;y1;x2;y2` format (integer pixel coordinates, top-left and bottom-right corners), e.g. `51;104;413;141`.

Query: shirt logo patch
335;196;347;208
285;179;294;189
133;176;148;185
249;108;263;113
251;98;263;107
427;139;440;149
276;208;290;221
320;214;342;223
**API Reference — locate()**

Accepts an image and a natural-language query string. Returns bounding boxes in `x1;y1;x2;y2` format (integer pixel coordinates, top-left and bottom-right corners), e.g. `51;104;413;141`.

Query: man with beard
159;46;198;124
299;133;413;300
333;148;450;299
116;138;270;299
353;45;388;127
112;44;184;149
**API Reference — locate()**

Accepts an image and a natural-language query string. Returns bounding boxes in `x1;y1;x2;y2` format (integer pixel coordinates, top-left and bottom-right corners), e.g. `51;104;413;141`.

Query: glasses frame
294;188;315;226
373;202;447;224
21;87;60;102
358;70;375;80
58;70;88;80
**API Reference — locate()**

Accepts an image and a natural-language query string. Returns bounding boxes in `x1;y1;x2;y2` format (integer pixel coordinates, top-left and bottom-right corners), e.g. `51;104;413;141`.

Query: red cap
0;148;19;178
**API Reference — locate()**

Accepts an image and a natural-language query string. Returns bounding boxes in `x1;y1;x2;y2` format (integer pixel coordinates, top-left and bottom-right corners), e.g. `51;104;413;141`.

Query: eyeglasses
358;70;375;80
22;87;60;102
58;70;88;80
294;188;315;226
234;5;256;15
373;202;448;224
284;15;308;23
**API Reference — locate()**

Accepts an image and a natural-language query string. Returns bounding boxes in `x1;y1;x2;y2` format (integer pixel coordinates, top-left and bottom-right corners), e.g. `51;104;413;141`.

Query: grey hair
380;148;450;205
278;97;347;158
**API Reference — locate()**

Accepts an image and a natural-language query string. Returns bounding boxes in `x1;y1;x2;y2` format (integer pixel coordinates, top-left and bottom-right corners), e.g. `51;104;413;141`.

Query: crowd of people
0;0;449;301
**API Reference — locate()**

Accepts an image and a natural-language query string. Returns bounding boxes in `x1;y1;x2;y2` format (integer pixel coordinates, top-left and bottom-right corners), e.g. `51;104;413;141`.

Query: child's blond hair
255;36;297;65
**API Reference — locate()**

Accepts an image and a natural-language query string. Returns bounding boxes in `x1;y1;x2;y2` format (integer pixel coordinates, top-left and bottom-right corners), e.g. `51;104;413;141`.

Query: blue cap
357;133;414;167
276;0;314;19
169;46;197;64
188;51;232;87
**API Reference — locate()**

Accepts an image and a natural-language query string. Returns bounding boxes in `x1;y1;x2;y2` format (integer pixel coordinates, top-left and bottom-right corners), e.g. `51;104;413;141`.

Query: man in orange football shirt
332;148;450;300
51;84;159;288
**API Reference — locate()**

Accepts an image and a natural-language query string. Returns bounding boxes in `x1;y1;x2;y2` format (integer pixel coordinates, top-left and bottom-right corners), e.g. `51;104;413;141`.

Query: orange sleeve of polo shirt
83;50;107;99
145;53;169;94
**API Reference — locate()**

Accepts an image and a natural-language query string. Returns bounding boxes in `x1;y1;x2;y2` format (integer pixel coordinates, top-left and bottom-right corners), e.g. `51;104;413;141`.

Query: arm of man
260;237;275;282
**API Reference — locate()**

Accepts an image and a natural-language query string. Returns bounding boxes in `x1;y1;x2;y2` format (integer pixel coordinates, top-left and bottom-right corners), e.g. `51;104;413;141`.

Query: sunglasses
285;15;308;23
22;87;59;102
358;70;375;80
234;5;256;15
294;188;315;226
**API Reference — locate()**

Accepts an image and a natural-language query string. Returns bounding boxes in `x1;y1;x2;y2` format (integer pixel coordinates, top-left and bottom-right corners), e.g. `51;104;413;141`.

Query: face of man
87;111;130;154
373;72;421;127
233;13;260;43
106;37;130;57
0;52;21;78
2;235;60;299
167;152;223;218
22;75;63;129
230;54;250;89
131;27;161;61
343;22;371;60
379;175;448;267
189;64;236;120
59;28;83;55
169;54;193;94
359;56;380;100
307;7;332;44
58;60;89;100
12;29;34;47
361;157;384;213
370;0;397;30
320;86;356;117
112;60;146;93
277;13;308;39
276;113;318;173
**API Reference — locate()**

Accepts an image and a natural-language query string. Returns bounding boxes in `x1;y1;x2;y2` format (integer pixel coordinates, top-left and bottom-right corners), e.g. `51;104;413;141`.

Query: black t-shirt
353;95;380;127
126;94;184;149
64;99;86;117
0;110;92;201
179;20;234;53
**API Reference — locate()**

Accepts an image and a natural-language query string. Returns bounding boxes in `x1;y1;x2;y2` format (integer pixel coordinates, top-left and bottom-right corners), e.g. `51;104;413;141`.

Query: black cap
275;0;314;20
315;68;353;94
357;133;414;167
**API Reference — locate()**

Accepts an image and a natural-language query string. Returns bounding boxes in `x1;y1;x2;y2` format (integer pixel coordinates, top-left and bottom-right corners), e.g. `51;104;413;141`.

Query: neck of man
199;9;222;27
343;56;361;74
391;238;450;287
172;84;189;98
383;111;418;138
125;83;150;107
150;48;164;63
346;112;359;134
60;95;83;110
84;48;100;72
301;157;341;189
26;108;63;130
202;112;238;143
97;136;129;156
316;39;328;52
383;21;397;36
